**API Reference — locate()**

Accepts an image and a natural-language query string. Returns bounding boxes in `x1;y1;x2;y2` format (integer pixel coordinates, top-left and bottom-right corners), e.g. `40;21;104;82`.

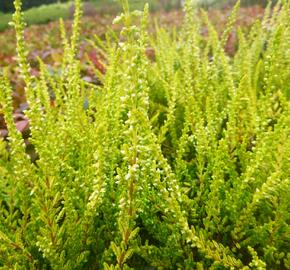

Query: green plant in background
0;0;70;13
0;0;289;269
0;2;72;32
0;0;170;32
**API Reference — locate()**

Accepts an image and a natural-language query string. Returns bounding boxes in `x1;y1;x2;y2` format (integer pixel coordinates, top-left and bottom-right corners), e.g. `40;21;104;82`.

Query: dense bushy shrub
0;0;289;269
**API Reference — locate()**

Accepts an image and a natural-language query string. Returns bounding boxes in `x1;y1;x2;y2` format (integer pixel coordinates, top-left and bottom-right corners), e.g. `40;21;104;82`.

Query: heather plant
0;0;289;269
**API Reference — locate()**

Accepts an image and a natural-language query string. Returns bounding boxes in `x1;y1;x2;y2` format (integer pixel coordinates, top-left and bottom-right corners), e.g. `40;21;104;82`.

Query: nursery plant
0;0;289;269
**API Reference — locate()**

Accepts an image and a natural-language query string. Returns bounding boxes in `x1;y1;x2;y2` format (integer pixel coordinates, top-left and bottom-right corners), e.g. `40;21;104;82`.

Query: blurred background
0;0;273;13
0;0;273;32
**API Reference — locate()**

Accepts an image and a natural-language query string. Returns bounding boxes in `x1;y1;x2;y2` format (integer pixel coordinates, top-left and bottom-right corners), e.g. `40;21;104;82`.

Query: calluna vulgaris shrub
0;0;289;269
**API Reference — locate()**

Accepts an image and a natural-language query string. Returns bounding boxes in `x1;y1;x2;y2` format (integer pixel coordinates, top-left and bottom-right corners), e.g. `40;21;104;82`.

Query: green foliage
0;2;71;32
0;0;70;13
0;13;12;32
0;0;289;269
0;0;172;32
